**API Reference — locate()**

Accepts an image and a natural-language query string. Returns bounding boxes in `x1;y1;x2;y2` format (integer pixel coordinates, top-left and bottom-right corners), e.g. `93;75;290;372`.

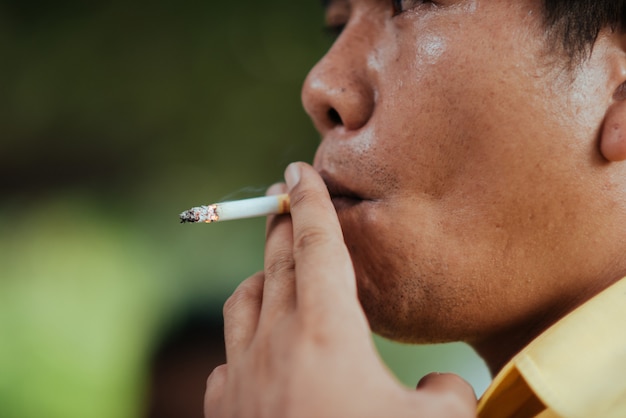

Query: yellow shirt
477;278;626;418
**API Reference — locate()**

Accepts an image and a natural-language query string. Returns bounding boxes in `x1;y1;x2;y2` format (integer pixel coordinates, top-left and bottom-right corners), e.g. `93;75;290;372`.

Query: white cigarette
179;194;290;224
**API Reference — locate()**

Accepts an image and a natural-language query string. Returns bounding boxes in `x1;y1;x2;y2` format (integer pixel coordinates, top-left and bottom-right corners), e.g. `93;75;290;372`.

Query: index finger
284;162;362;319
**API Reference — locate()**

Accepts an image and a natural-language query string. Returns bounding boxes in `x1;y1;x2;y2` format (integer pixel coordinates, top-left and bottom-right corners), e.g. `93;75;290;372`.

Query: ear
600;84;626;162
600;34;626;162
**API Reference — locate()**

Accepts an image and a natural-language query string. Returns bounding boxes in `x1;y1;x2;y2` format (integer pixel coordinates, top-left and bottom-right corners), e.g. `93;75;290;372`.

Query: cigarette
179;194;290;224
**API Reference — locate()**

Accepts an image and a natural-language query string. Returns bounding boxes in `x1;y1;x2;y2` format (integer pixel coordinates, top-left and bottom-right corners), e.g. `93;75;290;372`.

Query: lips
319;170;368;209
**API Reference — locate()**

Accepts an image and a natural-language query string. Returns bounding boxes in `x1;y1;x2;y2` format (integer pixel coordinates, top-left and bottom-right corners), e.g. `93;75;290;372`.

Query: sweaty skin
206;0;626;416
304;0;626;373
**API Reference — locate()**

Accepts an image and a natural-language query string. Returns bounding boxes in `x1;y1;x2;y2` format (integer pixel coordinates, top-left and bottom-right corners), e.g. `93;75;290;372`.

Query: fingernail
285;163;301;191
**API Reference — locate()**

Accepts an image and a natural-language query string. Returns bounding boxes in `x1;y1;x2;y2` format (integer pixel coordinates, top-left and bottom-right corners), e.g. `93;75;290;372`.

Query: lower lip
331;196;365;211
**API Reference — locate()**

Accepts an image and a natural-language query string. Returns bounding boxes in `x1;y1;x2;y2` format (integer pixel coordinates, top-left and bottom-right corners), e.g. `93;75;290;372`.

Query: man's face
303;0;620;345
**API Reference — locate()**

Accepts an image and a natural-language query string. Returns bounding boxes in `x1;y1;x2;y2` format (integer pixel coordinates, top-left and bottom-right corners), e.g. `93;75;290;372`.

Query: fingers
223;272;264;362
416;372;477;416
204;364;227;418
259;183;296;325
284;163;362;322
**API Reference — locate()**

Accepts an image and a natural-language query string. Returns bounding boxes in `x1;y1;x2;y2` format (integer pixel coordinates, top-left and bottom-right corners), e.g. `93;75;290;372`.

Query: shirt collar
478;277;626;418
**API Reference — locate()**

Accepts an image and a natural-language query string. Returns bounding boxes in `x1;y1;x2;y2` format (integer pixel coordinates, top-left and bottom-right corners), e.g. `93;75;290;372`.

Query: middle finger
258;183;297;326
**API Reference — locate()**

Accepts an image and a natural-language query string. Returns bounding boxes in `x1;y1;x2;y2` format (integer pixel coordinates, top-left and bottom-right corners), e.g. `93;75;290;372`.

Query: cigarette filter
179;194;290;224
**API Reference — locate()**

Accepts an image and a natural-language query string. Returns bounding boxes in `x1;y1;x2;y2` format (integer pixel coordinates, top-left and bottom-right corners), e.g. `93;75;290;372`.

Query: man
205;1;626;417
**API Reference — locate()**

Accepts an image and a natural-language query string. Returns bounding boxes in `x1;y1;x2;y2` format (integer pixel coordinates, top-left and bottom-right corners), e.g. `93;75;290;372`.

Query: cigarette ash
179;204;219;223
179;210;198;223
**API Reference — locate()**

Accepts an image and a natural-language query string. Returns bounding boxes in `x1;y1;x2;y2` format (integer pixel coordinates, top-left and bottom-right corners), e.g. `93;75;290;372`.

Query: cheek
416;33;447;66
342;218;418;337
373;53;488;197
339;206;453;337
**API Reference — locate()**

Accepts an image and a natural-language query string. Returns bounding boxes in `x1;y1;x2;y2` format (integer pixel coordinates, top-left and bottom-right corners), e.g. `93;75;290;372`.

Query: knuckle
297;311;333;346
305;327;332;349
223;274;263;316
289;185;325;209
223;292;249;317
293;227;333;253
206;364;227;388
265;250;295;277
205;365;227;418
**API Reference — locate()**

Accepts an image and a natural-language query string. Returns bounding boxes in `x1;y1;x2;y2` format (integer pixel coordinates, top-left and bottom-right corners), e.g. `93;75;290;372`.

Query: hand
204;162;477;418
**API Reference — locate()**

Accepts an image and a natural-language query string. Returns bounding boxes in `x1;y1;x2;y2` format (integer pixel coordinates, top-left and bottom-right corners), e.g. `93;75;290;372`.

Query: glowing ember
179;204;219;223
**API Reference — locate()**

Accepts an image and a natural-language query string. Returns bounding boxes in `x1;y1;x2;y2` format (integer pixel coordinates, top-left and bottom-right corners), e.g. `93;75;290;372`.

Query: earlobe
600;84;626;162
599;30;626;162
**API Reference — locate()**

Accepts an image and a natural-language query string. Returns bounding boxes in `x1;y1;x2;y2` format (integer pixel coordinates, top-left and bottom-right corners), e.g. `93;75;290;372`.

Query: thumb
416;372;477;415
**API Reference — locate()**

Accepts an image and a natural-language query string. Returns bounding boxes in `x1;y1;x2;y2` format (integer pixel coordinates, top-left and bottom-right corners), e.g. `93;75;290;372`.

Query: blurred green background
0;1;490;417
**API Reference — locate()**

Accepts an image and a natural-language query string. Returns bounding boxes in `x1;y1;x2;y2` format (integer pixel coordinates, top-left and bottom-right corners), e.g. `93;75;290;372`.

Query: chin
349;247;478;345
336;199;471;343
348;252;424;342
359;291;467;344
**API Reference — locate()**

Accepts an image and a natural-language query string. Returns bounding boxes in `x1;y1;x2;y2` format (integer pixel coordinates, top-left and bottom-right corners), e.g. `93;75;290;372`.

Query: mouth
319;170;369;210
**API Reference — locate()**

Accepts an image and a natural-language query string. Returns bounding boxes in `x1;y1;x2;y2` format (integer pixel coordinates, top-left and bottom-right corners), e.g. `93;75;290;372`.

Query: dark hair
543;0;626;61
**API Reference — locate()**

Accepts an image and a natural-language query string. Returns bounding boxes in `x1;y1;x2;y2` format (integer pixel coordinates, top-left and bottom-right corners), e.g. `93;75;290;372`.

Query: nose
301;29;376;135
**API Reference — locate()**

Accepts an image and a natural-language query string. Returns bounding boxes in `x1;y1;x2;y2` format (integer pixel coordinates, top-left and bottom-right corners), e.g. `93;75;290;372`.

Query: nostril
328;108;343;126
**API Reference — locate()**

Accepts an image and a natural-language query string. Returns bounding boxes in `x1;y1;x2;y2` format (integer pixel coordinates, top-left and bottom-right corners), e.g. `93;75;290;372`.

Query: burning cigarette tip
179;210;198;223
179;204;219;224
179;194;289;225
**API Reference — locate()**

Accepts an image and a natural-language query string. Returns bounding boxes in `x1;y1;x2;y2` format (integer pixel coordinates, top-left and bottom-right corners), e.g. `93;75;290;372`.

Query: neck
469;291;597;376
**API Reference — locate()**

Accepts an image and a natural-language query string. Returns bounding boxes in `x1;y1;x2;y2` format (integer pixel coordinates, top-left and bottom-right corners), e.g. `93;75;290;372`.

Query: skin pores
303;0;626;372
